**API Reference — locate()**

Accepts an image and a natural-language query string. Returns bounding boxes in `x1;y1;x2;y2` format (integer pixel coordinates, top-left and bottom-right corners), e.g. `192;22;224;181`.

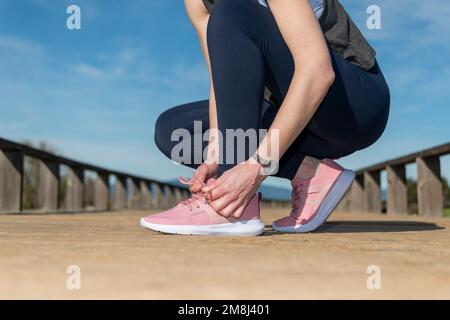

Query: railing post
182;189;190;201
140;181;152;209
350;174;364;213
64;166;84;211
94;172;109;211
38;160;59;211
174;188;184;204
113;176;127;210
386;165;407;215
416;156;443;216
128;178;141;209
336;187;351;212
363;170;382;213
151;183;165;209
0;150;24;213
165;185;176;208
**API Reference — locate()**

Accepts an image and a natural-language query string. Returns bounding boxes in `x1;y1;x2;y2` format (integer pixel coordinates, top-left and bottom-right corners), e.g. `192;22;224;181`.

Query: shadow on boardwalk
318;220;443;233
263;220;443;235
265;216;445;236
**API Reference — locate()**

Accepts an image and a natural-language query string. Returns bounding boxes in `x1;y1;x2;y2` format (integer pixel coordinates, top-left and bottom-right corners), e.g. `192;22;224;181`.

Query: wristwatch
251;153;278;176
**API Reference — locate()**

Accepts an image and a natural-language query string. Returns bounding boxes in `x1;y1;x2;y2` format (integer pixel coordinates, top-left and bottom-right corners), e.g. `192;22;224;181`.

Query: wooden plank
113;176;127;210
0;150;24;213
37;161;59;211
63;167;84;211
94;173;109;211
417;156;443;216
386;165;407;215
364;171;382;213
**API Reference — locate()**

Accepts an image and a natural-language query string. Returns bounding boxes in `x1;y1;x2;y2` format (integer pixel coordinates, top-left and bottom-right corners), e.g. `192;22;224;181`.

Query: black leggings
155;0;390;180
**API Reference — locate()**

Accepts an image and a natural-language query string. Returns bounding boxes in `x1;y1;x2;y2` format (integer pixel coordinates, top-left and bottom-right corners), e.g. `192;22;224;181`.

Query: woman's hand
202;163;266;218
189;162;218;193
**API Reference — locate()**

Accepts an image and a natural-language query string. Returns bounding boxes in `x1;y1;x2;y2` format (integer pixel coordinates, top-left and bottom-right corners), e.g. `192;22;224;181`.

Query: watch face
261;161;279;176
252;154;278;175
258;155;271;166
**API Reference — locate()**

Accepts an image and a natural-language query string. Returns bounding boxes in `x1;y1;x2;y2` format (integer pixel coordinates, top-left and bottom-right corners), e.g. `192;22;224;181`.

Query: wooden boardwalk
1;209;449;299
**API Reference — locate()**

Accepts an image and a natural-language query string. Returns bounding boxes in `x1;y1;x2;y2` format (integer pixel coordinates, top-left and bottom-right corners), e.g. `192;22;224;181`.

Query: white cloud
70;46;208;93
26;0;50;8
73;63;106;79
0;35;45;55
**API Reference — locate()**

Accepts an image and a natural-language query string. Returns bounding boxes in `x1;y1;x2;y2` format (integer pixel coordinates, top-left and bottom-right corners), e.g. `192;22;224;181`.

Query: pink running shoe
140;178;265;236
272;159;355;233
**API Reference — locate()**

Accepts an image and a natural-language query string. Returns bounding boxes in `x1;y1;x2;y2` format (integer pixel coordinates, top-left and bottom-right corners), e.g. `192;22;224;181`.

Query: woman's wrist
245;161;267;184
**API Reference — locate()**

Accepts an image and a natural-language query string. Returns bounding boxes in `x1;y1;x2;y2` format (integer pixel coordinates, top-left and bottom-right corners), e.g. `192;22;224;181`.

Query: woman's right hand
189;162;218;193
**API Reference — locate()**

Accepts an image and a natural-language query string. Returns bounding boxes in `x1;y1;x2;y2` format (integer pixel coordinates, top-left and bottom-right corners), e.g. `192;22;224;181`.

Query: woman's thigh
264;33;390;152
305;52;390;151
241;0;390;152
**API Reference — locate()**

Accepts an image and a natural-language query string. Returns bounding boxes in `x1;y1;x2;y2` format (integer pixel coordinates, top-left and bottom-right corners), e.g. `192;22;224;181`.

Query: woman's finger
194;170;207;183
219;199;243;217
201;173;224;193
201;183;215;193
210;194;238;216
232;202;247;219
190;167;209;192
204;181;229;201
190;182;202;193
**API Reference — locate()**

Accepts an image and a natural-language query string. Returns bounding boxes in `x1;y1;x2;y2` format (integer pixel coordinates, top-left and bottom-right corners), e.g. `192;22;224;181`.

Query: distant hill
167;179;291;201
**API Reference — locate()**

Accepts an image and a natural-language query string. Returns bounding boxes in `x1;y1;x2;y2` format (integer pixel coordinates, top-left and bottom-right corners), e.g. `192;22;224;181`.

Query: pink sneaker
140;178;265;236
272;159;355;233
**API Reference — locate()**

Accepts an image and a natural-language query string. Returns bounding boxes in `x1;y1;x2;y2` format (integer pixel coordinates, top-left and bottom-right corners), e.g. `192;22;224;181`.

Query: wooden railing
337;142;450;216
4;136;446;216
0;137;289;214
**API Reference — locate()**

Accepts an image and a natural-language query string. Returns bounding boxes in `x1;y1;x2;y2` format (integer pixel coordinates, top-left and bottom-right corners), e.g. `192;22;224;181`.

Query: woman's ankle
293;156;321;180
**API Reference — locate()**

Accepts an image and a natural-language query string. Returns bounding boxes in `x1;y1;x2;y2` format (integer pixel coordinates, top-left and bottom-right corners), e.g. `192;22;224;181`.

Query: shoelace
179;194;207;211
178;177;211;212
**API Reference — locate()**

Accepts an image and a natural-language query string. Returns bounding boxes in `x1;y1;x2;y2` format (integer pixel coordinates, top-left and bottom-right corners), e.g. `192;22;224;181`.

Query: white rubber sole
272;170;355;233
140;218;265;236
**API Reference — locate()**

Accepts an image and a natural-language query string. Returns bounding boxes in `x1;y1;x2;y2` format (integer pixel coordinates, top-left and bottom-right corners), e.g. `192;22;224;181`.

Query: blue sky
0;0;449;189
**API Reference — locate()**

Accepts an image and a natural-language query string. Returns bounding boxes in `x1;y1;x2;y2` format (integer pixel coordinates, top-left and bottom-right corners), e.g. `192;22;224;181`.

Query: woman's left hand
201;163;266;218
